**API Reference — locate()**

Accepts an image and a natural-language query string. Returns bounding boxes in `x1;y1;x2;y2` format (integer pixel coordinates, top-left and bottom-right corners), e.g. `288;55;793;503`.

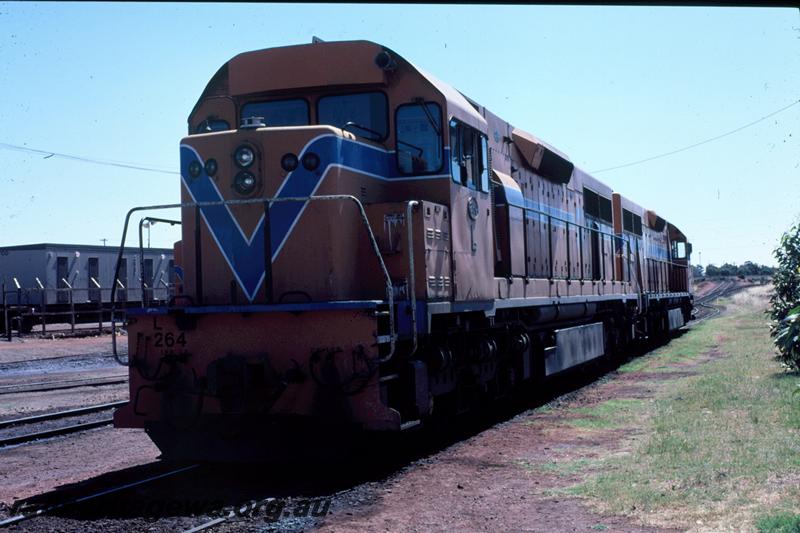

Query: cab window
318;92;388;141
672;241;687;260
396;102;443;174
450;119;489;192
240;98;309;127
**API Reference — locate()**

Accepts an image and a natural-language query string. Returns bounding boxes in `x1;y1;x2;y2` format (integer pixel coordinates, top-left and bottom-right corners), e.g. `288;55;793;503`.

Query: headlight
281;153;298;172
233;171;257;196
188;160;202;178
301;152;320;171
204;159;218;177
234;145;255;168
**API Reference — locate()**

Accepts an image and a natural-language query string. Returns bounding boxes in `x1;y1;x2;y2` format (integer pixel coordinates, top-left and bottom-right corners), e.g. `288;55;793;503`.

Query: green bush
770;222;800;371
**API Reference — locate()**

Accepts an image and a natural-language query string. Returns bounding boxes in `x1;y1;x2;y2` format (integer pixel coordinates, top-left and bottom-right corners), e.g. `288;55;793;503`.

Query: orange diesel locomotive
113;40;693;460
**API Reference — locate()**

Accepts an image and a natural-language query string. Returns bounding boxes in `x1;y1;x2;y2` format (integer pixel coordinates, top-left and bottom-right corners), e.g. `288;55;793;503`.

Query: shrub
770;222;800;371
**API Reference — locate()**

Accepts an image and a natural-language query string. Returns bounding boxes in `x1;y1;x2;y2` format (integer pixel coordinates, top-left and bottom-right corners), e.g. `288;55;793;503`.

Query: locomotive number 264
153;331;187;348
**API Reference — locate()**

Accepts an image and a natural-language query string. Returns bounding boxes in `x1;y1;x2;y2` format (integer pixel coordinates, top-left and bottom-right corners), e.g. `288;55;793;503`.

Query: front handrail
138;216;181;308
110;195;396;365
406;201;419;358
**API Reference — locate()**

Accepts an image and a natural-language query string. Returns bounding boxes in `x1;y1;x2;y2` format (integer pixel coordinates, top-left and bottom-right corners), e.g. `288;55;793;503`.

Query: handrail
110;195;396;365
406;200;419;358
138;216;181;308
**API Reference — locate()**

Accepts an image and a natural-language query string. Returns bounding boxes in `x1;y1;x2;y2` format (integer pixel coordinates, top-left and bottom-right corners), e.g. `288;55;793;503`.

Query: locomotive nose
181;126;347;204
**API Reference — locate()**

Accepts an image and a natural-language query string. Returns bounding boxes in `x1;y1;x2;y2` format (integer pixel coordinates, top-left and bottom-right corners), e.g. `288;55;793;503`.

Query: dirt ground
0;333;127;419
0;333;123;364
0;333;159;514
0;427;160;507
0;302;763;531
314;375;682;532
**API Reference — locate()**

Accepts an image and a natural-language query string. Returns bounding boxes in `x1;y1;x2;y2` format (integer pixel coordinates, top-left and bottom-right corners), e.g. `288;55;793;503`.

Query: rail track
0;463;200;528
0;351;121;370
690;280;744;324
0;400;127;448
0;375;127;395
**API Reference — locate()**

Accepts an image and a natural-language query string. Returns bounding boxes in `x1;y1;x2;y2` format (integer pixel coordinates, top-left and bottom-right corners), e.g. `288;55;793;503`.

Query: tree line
692;261;776;279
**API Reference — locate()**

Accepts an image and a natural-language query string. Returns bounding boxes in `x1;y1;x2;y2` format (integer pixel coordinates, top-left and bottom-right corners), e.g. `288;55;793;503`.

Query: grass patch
618;319;717;374
540;458;601;475
757;512;800;533
568;399;644;429
571;287;800;529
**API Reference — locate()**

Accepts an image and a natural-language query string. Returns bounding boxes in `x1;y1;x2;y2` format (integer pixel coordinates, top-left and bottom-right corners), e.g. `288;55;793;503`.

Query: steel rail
0;464;200;527
181;495;290;533
0;352;118;368
689;280;742;324
0;418;114;447
183;516;228;533
0;376;127;395
110;195;396;365
0;400;127;430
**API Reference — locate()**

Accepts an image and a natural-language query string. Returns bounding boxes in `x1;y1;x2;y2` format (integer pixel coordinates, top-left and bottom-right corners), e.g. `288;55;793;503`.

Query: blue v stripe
180;136;450;302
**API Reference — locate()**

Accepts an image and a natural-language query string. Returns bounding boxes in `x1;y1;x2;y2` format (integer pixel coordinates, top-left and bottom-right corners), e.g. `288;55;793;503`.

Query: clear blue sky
1;3;797;268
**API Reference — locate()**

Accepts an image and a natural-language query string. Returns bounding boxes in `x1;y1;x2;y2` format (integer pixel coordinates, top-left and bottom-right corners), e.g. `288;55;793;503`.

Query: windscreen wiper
342;121;383;141
413;97;441;136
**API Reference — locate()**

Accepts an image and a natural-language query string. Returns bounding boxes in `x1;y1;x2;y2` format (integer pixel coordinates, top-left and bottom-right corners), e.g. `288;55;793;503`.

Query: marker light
301;152;320;171
281;153;299;172
188;160;202;178
234;145;255;168
233;171;257;196
204;159;218;177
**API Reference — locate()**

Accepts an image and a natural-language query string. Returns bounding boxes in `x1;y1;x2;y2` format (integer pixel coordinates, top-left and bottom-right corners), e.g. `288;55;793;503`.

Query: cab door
449;120;494;301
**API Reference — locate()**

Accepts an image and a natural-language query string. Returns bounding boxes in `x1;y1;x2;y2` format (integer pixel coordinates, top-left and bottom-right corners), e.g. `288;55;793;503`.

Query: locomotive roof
197;39;486;132
196;39;686;241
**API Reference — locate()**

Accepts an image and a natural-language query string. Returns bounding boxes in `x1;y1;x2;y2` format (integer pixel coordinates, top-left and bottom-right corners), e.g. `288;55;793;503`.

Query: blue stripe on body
180;136;450;301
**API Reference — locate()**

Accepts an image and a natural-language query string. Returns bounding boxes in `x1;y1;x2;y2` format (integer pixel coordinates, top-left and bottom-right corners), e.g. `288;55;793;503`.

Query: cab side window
450;120;489;192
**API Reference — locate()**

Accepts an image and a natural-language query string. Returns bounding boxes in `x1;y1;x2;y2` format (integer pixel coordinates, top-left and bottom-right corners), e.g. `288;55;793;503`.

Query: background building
0;243;173;305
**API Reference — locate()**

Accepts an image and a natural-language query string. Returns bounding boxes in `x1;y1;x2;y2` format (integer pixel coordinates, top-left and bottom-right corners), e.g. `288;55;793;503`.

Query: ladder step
400;420;421;431
378;373;400;383
376;334;395;344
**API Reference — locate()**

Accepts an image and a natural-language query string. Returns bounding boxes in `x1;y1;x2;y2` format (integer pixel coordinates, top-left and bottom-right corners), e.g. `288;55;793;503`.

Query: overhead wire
591;98;800;174
3;97;799;177
0;142;179;175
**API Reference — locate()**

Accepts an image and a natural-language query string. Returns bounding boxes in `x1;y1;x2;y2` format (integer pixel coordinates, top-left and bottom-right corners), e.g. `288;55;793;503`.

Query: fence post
35;278;46;335
2;282;10;342
90;277;102;334
14;280;22;338
64;280;75;334
41;290;46;335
